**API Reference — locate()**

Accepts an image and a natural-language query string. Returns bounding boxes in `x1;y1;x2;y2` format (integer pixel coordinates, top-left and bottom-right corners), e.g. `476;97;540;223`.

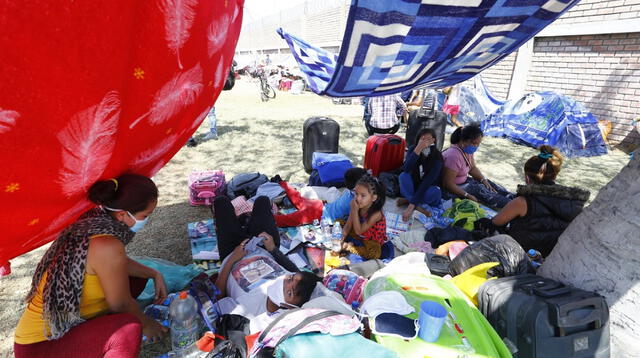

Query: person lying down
212;195;321;333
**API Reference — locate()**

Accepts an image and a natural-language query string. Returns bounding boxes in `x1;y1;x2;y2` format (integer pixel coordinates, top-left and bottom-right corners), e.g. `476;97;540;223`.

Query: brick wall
554;0;640;25
479;52;517;101
525;33;640;146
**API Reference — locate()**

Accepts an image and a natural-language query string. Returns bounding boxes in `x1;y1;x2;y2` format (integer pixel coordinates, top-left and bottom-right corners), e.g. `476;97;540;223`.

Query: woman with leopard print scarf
14;174;168;358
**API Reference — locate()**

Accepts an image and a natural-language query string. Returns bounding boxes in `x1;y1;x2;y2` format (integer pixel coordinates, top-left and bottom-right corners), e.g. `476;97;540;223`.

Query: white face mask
421;147;431;157
267;275;298;309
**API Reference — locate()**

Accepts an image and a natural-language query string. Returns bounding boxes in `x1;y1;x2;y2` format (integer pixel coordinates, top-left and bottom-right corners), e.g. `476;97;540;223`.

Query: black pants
213;196;280;260
364;114;400;135
365;120;400;135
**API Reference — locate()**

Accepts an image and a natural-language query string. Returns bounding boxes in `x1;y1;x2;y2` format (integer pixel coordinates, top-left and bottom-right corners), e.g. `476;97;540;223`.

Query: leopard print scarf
26;207;135;340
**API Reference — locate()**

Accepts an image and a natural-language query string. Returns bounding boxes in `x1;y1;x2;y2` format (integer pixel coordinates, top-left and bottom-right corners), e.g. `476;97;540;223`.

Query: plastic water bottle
169;291;200;357
321;218;332;249
331;221;342;254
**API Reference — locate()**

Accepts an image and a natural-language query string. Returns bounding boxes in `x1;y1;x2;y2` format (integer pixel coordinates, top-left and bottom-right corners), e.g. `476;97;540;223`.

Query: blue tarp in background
481;92;608;158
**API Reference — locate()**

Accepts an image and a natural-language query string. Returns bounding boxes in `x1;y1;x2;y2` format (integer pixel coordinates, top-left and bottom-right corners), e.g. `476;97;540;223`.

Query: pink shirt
442;146;473;185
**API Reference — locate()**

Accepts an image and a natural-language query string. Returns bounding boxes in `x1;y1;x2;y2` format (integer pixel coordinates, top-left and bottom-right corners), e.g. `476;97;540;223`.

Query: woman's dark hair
293;271;322;305
355;174;386;217
524;145;563;184
415;128;443;162
344;167;367;190
450;125;483;145
88;174;158;214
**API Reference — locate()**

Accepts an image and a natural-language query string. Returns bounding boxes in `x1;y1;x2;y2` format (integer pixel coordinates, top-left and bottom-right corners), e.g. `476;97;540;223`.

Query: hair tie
538;152;552;160
110;178;119;191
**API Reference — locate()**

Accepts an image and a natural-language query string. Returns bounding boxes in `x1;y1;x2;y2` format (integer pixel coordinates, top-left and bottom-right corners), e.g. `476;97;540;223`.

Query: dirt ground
0;79;630;357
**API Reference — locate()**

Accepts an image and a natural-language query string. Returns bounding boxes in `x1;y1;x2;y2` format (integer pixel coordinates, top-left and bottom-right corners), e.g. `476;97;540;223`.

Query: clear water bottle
321;218;332;249
331;221;342;254
169;291;200;357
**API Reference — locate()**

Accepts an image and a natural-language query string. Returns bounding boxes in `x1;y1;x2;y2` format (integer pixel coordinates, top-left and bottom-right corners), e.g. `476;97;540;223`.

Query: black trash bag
425;253;451;277
449;234;532;277
213;314;250;358
378;171;400;198
226;172;269;200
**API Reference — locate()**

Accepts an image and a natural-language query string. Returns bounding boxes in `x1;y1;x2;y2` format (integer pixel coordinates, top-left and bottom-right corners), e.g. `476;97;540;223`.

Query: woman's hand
481;178;497;193
152;272;168;304
466;193;479;202
402;204;415;222
415;136;434;153
259;232;276;251
143;317;168;343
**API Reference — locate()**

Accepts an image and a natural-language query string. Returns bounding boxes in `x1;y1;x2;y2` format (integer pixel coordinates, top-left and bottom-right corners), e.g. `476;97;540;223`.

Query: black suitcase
406;91;446;151
478;274;610;358
302;117;340;173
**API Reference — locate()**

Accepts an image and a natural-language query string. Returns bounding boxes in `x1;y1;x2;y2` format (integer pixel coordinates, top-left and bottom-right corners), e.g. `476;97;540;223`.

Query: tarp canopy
278;0;579;97
481;92;609;158
0;0;244;271
455;75;506;125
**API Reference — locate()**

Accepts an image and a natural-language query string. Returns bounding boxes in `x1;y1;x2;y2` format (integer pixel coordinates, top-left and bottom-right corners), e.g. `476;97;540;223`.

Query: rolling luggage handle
523;280;571;298
372;137;402;152
417;90;436;119
549;296;606;337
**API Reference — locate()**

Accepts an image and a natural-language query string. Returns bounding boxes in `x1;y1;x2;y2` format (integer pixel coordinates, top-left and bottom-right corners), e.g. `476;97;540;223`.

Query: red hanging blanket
0;0;244;273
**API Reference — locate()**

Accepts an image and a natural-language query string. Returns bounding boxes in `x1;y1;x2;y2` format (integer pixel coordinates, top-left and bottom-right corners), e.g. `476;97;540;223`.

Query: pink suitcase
188;170;226;206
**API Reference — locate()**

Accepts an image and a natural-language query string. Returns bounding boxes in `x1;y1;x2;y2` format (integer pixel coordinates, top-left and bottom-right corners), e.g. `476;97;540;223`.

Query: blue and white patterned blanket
278;0;578;97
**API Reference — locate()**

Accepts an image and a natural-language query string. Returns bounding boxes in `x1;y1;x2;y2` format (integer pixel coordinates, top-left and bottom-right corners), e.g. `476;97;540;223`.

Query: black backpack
226;173;268;200
378;171;400;198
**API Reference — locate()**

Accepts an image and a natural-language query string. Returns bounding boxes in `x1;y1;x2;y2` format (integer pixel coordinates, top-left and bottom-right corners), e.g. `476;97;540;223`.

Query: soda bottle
169;291;200;357
331;221;342;254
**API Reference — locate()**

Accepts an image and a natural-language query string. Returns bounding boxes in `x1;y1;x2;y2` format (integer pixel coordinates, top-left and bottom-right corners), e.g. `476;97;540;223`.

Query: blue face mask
127;211;149;233
463;145;478;154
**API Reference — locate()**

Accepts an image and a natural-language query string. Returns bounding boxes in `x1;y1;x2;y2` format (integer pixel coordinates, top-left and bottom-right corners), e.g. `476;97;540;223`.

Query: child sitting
341;175;387;260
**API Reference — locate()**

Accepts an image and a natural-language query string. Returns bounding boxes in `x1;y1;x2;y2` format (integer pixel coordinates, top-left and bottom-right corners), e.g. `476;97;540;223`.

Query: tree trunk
538;155;640;358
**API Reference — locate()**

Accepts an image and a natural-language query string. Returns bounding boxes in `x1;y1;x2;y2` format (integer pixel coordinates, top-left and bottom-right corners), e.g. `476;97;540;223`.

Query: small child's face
354;184;377;209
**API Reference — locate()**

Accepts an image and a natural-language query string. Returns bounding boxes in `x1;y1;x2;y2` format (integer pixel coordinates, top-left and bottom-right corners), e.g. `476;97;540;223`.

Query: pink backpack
188;170;226;206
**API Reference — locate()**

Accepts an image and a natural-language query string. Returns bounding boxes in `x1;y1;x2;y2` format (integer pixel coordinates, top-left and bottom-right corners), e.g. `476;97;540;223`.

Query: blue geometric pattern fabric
279;0;578;97
276;28;338;93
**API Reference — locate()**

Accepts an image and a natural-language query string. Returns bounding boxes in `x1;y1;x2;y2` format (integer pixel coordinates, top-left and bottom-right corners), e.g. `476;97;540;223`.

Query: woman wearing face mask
478;146;590;257
442;125;514;208
212;196;320;333
398;128;444;222
14;174;167;358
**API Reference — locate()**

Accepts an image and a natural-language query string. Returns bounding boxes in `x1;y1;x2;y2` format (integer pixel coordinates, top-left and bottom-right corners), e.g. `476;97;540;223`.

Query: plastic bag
132;257;204;306
448;235;532;278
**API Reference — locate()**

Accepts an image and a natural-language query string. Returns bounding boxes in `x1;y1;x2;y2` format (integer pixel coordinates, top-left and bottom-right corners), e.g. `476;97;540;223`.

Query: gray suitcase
302;117;340;173
478;274;610;358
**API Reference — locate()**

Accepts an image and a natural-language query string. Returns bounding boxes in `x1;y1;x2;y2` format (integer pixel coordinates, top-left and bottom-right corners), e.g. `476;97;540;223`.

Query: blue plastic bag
132;257;203;306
